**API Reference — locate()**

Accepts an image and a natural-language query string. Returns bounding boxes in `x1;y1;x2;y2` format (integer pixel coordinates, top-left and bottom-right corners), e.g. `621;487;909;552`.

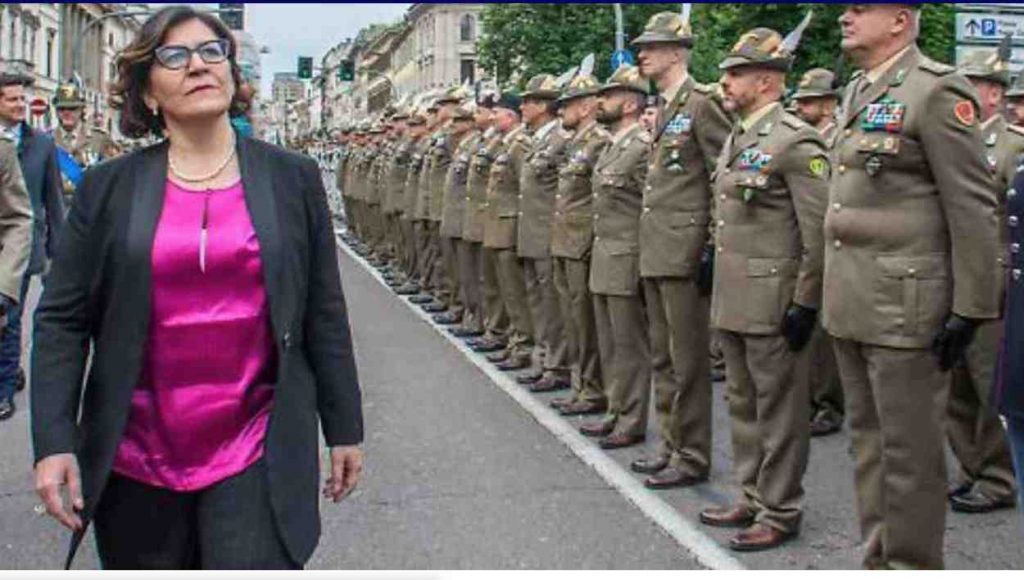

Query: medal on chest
665;113;692;136
861;97;906;133
736;148;772;172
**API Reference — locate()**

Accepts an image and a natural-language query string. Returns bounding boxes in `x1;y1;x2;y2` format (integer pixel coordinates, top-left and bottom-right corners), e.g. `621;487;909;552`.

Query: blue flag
56;146;84;189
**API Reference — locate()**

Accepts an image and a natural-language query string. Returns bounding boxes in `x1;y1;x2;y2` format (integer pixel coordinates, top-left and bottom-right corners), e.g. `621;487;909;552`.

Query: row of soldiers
333;5;1017;569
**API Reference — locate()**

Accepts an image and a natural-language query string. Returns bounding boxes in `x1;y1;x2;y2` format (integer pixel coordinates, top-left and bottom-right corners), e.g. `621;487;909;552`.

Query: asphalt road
1;233;1021;570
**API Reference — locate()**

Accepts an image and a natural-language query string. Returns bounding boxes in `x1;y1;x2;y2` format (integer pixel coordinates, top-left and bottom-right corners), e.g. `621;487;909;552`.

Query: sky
243;3;411;95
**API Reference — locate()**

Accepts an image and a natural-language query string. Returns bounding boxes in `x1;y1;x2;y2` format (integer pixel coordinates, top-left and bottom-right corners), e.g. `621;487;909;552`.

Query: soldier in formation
332;4;1019;567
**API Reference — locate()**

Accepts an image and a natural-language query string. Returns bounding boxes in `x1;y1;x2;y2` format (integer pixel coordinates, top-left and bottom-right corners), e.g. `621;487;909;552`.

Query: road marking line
337;236;745;571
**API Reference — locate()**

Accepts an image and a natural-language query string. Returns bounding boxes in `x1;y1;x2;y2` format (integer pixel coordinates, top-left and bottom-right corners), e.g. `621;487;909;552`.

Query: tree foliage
478;4;956;90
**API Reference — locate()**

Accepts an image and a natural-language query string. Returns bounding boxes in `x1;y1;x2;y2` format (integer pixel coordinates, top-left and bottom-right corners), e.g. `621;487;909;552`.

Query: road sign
29;98;48;117
957;44;1024;73
957;12;1024;43
610;49;634;71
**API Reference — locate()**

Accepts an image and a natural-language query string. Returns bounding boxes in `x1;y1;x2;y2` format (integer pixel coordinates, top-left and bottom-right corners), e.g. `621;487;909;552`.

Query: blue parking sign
611;49;634;71
983;18;998;37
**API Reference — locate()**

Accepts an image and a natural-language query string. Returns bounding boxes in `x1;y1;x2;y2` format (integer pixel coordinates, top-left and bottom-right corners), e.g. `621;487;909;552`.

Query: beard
596;102;624;125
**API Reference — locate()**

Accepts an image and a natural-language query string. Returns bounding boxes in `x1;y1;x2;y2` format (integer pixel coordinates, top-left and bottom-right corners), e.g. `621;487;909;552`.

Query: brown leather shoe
486;351;509;363
728;523;796;552
599;432;645;450
549;396;576;409
529;376;570;393
516;371;543;385
495;357;530;371
579;420;615;438
560;399;607;416
699;505;755;528
630;455;669;475
644;466;708;490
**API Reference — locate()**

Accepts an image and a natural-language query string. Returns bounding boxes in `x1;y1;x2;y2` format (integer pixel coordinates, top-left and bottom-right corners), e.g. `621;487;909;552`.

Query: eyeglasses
154;39;230;71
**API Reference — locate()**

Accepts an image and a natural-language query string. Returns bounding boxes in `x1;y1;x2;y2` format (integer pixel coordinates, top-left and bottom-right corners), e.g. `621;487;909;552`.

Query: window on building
108;33;114;48
10;19;17;60
20;19;28;60
460;59;475;85
46;30;55;78
30;26;37;64
460;14;475;42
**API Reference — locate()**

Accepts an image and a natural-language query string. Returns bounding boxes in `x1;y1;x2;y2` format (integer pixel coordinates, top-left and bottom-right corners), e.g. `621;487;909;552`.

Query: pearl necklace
168;134;237;183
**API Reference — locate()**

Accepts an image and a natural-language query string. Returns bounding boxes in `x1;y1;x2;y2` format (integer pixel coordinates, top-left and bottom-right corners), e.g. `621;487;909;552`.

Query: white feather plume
680;3;692;26
780;10;813;56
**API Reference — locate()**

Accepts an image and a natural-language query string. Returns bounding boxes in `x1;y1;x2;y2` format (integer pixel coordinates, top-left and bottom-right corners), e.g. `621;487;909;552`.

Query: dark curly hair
109;5;250;139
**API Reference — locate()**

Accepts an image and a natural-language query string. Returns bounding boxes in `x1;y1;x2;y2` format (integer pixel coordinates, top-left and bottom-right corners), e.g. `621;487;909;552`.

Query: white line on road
337;235;745;571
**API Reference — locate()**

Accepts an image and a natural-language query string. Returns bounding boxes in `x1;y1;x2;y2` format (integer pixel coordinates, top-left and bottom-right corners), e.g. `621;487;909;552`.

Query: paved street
0;236;1021;570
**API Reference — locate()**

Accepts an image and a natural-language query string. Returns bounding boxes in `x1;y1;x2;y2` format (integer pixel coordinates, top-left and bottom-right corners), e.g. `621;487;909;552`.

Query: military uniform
383;116;415;287
824;45;1001;569
632;12;733;479
413;115;441;297
792;68;845;436
402;120;433;294
945;51;1020;511
552;75;611;410
52;81;104;210
484;108;534;367
439;104;481;327
583;65;652;445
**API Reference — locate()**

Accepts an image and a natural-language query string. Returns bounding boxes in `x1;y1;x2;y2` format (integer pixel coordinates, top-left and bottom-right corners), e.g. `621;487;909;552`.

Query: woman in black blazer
30;6;363;569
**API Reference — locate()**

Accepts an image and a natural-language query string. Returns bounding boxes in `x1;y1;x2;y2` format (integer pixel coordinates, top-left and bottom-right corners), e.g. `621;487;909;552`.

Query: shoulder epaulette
781;113;808;131
693;81;713;95
636;131;653;145
920;59;955;76
1008;124;1024;138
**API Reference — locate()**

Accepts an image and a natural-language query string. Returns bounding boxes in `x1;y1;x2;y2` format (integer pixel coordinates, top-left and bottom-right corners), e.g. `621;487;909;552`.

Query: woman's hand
34;453;84;531
323;445;363;503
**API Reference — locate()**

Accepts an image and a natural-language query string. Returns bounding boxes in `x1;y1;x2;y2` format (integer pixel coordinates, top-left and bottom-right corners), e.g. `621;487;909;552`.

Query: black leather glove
781;303;817;352
697;245;714;297
931;314;979;372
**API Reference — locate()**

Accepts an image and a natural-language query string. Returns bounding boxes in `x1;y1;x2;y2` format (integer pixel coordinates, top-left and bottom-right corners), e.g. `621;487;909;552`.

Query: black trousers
93;457;299;570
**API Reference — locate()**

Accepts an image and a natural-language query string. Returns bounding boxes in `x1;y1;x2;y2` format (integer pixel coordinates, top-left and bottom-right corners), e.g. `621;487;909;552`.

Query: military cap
791;68;839;100
408;107;428;125
369;122;385;135
558;73;601;104
53;80;86;109
436;83;471;105
493;91;522;114
452;102;476;122
598;64;650;96
630;12;693;48
521;74;561;100
1008;73;1024;99
391;105;411;121
719;28;794;71
959;48;1011;87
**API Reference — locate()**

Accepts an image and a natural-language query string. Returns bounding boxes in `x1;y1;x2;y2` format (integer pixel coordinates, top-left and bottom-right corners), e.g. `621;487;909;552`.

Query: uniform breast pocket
746;257;798;327
874;254;951;338
854;132;922;174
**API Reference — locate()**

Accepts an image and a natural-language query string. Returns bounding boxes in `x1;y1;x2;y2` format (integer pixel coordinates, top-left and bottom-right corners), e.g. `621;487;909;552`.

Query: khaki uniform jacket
351;145;371;203
403;137;430;220
428;127;455;222
344;144;362;202
552;121;611;260
640;76;732;278
413;134;435;221
384;136;413;216
710;104;829;335
463;128;502;243
589;122;650;296
823;46;1002;349
441;130;482;239
0;138;33;300
518;120;573;259
367;143;387;207
483;125;530;250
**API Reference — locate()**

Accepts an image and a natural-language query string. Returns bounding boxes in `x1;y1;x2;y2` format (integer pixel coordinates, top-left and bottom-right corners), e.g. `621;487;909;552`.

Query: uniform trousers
522;257;569;379
643;277;712;476
457;239;484;333
947;318;1016;501
593;293;650;438
718;331;809;535
93;458;298;570
808;323;844;425
400;218;417;277
480;246;509;341
439;235;463;315
413;220;435;291
833;338;949;569
426;222;446;301
553;256;604;403
494;248;534;362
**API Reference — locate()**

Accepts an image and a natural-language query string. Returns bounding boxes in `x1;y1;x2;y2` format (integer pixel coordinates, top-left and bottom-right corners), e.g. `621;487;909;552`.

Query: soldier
791;67;845;438
945;47;1021;513
482;91;535;371
51;80;97;209
1006;73;1024;127
451;93;498;340
640;93;662;134
697;24;827;552
436;100;480;327
382;109;413;289
516;74;573;390
395;107;433;297
630;11;733;488
410;102;442;305
363;123;388;264
336;126;354;239
577;64;651;450
827;5;1001;569
548;71;612;416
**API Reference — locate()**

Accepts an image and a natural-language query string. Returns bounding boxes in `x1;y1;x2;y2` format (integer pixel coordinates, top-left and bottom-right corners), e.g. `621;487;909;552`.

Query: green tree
478;4;956;90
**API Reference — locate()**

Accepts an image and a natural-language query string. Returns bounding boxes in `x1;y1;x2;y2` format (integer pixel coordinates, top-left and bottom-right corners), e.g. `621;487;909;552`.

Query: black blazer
30;135;363;568
17;123;64;276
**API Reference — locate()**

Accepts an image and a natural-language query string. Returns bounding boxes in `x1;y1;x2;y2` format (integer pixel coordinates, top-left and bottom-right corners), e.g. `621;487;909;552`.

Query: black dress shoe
433;312;462;325
948;481;973;499
529;376;570;393
485;351;509;363
421;303;447;313
644;466;708;490
394;284;420;295
495;358;530;371
515;371;543;385
630;455;669;475
449;327;484;338
950;489;1017;513
472;341;505;354
0;398;14;421
409;295;434;304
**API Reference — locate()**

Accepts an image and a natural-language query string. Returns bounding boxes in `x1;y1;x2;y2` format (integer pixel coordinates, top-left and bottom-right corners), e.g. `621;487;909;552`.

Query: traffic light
298;56;313;80
338;59;355;82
